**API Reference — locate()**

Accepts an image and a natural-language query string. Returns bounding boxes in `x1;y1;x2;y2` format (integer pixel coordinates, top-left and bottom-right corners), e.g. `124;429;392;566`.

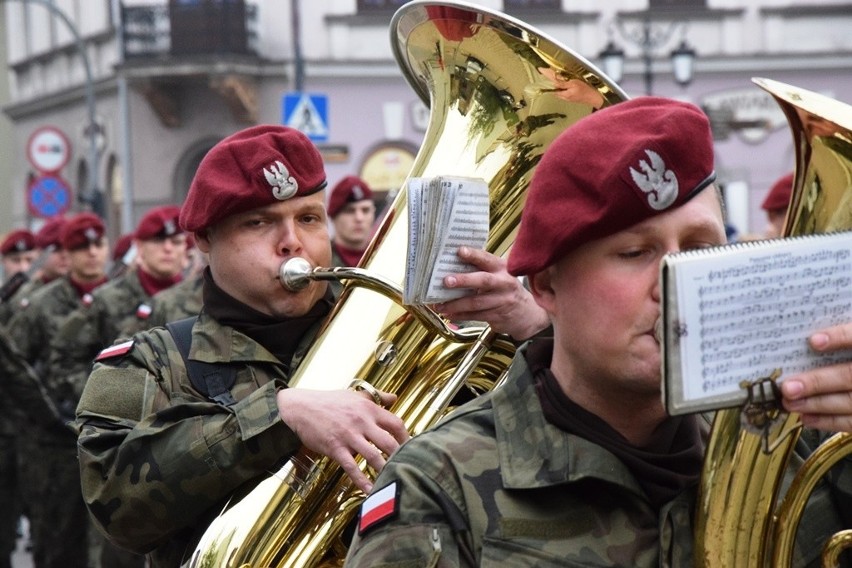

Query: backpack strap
166;316;237;407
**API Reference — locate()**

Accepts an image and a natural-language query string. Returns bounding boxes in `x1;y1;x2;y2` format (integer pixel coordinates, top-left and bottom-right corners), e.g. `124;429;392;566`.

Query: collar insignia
629;149;678;211
263;160;299;200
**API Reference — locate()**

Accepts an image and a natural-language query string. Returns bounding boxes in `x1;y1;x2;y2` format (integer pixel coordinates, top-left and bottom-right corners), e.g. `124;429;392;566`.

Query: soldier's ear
194;229;212;253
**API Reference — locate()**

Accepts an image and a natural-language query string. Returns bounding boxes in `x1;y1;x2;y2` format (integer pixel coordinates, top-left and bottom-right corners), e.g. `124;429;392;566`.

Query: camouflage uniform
345;342;852;568
7;277;97;568
146;272;203;328
75;310;321;567
0;328;66;568
48;270;157;415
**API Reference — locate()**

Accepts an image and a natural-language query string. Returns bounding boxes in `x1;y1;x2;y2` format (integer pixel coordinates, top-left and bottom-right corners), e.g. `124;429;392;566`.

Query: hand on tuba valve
276;386;408;493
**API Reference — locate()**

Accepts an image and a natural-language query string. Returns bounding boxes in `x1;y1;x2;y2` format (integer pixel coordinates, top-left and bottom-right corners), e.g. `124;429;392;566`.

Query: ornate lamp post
599;13;696;95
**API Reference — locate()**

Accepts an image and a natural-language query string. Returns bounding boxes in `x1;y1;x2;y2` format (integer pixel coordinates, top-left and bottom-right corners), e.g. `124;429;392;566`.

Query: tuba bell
696;78;852;567
184;1;626;567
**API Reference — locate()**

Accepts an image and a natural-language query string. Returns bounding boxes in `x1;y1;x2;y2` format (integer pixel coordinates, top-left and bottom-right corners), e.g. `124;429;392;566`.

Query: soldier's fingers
782;364;852;401
784;389;852;416
799;413;852;433
336;451;373;494
810;323;852;352
457;246;503;272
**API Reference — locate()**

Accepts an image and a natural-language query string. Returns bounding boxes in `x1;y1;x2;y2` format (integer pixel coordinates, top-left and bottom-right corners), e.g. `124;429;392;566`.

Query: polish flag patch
136;303;152;319
95;340;134;361
358;481;400;535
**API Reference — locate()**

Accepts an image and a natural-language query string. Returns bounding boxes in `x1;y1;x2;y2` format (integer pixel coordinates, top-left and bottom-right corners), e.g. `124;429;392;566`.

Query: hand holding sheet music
661;231;852;415
404;176;490;305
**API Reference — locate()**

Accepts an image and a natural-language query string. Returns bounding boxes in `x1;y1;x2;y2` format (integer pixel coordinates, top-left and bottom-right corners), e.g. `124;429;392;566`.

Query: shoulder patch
96;340;135;361
358;480;400;536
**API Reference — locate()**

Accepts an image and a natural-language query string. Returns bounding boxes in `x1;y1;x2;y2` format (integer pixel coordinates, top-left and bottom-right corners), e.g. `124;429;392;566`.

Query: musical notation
662;232;852;411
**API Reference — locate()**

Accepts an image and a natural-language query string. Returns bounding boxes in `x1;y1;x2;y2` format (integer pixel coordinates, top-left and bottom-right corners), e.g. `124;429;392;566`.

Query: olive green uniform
146;272;203;328
7;277;98;567
47;271;156;415
346;342;852;567
75;311;321;567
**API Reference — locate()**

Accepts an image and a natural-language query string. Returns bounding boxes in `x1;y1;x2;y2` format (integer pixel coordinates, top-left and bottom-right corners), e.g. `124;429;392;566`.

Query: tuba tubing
185;2;626;566
695;78;852;567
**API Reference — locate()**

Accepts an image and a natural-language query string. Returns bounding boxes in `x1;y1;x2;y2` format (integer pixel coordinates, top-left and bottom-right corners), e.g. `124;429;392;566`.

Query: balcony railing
123;1;259;59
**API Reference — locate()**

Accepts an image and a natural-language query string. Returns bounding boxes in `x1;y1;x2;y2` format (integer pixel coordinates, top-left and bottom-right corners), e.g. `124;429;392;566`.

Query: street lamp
599;13;696;95
2;0;104;217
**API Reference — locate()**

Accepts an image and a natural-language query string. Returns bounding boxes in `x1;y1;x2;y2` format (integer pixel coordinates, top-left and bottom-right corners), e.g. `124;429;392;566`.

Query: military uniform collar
492;343;646;498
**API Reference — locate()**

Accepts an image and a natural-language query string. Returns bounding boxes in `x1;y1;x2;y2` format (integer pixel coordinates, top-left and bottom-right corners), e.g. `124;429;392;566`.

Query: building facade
2;0;851;241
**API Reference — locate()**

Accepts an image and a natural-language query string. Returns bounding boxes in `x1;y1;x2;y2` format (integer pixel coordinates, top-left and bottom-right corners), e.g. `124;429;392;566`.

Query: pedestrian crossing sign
283;92;329;143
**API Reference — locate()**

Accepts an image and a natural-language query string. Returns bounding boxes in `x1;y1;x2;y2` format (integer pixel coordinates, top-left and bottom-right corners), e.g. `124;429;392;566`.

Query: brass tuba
696;78;852;567
184;2;625;567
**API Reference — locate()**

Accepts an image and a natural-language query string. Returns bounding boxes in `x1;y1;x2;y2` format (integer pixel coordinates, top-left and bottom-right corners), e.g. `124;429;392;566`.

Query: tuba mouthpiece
279;257;313;291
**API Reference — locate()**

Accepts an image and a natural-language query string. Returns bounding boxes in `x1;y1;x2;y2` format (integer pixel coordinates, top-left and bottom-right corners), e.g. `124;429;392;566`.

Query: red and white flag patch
95;340;134;361
136;303;152;319
358;481;400;535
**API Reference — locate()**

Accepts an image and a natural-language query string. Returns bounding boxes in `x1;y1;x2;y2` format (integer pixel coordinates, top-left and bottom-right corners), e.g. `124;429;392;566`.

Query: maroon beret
60;213;105;250
35;216;68;249
180;125;327;232
112;233;134;261
136;205;183;240
1;229;37;256
761;172;794;212
327;176;374;218
508;97;716;276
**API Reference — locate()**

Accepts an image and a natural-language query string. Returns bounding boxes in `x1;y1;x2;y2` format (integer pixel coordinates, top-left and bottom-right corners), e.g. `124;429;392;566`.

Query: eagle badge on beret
263;160;299;200
629;149;678;211
13;239;28;252
84;228;98;242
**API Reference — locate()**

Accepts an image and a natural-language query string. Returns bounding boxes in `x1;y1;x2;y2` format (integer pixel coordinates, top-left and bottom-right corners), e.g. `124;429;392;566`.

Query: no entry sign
27;126;71;173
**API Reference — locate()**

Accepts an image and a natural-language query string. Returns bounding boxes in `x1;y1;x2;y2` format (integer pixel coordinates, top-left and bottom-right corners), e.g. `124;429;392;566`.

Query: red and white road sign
26;126;71;173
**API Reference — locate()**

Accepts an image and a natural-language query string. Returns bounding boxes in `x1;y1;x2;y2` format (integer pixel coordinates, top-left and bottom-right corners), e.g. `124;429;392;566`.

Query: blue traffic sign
28;174;72;218
283;92;329;143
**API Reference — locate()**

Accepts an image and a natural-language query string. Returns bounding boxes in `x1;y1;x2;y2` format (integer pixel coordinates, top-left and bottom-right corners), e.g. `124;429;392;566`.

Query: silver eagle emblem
628;149;678;210
263;160;299;200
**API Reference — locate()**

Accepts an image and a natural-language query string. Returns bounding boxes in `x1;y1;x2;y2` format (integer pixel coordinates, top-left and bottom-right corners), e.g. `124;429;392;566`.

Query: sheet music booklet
662;230;852;415
404;176;490;305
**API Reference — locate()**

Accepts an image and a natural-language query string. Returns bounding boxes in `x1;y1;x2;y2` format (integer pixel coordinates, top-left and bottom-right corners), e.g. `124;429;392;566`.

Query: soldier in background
146;244;208;328
761;171;794;239
47;206;186;568
0;227;38;568
7;213;109;568
14;216;70;303
328;176;376;266
108;232;137;280
0;328;65;568
0;229;38;326
48;205;187;413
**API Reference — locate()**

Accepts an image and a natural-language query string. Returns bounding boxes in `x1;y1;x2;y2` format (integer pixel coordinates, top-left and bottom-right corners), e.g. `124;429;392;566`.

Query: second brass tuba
184;1;626;567
696;78;852;567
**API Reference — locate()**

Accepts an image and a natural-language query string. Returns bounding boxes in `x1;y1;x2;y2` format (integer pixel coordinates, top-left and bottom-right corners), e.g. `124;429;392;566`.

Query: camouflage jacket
146;272;204;328
8;276;80;373
47;270;155;411
0;327;64;434
345;343;851;568
5;276;86;435
75;310;320;567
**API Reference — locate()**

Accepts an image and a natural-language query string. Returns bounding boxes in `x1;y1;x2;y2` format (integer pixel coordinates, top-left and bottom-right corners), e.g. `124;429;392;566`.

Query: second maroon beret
508;96;717;276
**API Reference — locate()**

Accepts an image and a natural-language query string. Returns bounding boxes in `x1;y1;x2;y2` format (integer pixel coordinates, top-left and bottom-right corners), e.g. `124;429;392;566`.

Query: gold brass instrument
184;1;625;567
696;78;852;567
